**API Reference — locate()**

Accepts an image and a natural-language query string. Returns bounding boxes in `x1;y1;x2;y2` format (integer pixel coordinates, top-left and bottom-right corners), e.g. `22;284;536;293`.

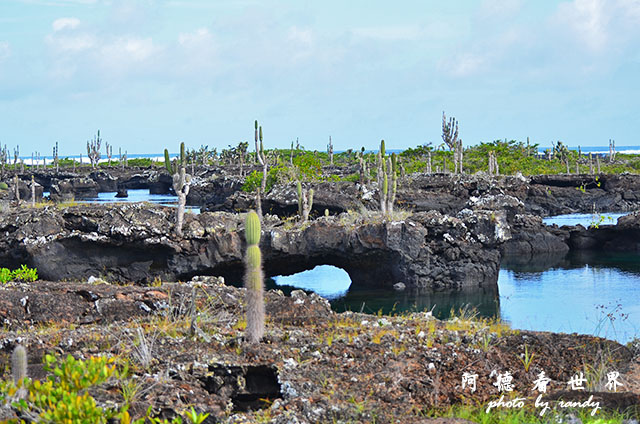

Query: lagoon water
271;253;640;344
77;189;201;213
542;212;628;227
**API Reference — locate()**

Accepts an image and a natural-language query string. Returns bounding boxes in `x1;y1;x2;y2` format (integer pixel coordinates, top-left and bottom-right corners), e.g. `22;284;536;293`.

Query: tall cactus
327;136;334;165
164;142;191;237
12;344;27;384
254;120;268;219
297;181;314;222
377;140;397;216
244;210;264;343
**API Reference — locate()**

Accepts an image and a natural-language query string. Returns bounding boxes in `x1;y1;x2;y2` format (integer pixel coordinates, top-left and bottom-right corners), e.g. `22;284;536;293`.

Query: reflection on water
77;189;200;213
499;251;640;344
542;212;627;227
269;265;499;319
270;252;640;343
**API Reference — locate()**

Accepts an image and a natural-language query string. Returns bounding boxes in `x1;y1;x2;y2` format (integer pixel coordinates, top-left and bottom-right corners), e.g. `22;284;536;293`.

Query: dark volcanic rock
0;204;503;290
89;170;118;192
49;177;99;201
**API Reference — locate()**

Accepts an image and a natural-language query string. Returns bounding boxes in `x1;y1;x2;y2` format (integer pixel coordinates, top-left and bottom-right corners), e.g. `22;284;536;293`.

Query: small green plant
518;344;535;372
0;265;38;283
184;406;209;424
0;181;8;190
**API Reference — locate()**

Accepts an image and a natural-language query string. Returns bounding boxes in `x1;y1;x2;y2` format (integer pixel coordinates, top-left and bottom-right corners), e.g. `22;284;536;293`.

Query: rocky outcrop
49;177;100;201
0;204;503;290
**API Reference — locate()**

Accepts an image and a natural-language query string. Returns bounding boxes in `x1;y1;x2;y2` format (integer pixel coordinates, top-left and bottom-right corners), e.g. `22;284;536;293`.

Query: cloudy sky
0;0;639;156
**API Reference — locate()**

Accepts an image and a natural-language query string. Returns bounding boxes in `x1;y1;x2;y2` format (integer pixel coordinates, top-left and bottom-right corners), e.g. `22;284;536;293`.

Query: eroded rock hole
201;364;281;412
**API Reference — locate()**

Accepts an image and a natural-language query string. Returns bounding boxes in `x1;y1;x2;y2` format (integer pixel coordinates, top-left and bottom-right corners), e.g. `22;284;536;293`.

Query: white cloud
52;17;81;31
552;0;640;53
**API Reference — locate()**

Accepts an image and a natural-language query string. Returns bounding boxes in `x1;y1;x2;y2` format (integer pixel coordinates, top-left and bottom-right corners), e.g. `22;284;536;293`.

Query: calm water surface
76;189;201;213
542;212;628;227
272;252;640;344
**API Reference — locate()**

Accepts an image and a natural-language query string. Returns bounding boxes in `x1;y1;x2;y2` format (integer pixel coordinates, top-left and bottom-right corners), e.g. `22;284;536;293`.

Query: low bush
0;265;38;283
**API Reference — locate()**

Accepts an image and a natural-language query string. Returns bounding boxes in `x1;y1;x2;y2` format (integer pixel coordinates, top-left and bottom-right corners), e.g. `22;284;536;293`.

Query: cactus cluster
442;112;463;174
244;210;264;343
377;140;397;216
297;180;314;222
164;142;191;237
87;130;102;169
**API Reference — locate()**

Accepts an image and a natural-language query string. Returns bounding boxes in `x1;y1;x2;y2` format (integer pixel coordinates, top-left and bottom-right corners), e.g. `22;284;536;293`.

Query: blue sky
0;0;639;156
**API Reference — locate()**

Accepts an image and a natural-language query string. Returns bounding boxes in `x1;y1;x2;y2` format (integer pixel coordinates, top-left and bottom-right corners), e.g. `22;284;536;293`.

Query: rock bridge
0;204;503;291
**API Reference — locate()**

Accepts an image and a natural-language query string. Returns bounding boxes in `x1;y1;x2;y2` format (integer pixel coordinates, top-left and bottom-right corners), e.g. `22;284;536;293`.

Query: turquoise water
78;189;201;213
542;213;628;227
272;253;640;344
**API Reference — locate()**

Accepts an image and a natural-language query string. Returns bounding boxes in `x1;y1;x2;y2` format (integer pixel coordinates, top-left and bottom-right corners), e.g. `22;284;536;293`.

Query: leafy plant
0;265;38;284
518;344;536;372
184;406;209;424
3;354;128;423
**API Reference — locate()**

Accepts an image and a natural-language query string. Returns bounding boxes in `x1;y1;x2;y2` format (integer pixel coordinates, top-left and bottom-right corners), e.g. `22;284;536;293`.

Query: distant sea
15;145;640;166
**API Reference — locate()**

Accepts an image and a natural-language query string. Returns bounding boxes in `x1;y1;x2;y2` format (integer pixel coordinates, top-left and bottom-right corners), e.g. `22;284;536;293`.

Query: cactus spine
164;142;191;237
244;210;264;343
297;181;314;222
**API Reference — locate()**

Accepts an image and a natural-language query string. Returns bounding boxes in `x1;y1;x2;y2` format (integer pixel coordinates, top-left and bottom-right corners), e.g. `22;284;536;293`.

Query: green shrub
242;170;263;193
0;182;8;190
0;265;38;284
2;354;126;423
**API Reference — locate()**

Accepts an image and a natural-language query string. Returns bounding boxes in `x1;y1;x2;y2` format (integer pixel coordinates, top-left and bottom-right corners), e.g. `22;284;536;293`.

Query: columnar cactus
53;142;59;172
164;142;191;237
297;181;314;222
327;136;334;165
106;142;113;166
31;175;35;207
377;140;397;216
12;344;27;384
254;120;268;219
488;151;499;176
244;210;264;343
